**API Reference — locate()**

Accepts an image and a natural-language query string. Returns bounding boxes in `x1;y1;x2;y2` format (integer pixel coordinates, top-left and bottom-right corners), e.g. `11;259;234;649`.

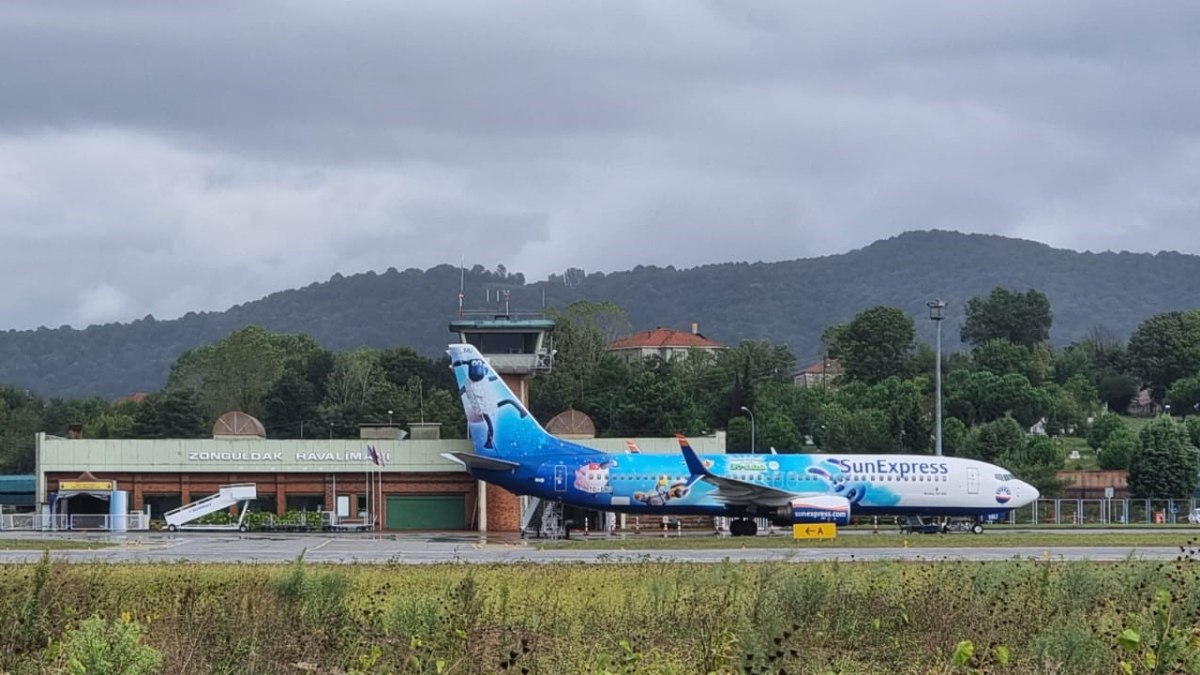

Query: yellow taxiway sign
792;524;837;540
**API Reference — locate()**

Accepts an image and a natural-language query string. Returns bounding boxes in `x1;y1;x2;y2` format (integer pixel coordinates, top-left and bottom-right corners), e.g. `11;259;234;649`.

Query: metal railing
0;513;149;531
998;498;1200;526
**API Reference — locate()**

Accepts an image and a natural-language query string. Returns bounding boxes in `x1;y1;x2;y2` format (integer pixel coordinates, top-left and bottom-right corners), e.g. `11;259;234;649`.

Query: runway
0;531;1189;564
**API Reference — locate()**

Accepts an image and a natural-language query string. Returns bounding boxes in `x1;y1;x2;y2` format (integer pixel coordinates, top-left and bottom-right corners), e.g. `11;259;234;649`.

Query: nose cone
1021;481;1039;506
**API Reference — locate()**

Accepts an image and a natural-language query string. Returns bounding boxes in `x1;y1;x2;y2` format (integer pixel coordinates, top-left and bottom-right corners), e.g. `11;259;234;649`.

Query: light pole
387;409;394;426
927;299;946;456
740;405;756;454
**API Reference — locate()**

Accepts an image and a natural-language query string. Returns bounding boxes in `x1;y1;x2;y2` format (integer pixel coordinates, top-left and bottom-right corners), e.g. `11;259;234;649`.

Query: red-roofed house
607;323;722;363
793;358;842;388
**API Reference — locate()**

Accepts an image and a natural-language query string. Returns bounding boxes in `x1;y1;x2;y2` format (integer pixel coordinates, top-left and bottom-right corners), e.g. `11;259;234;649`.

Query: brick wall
485;483;521;531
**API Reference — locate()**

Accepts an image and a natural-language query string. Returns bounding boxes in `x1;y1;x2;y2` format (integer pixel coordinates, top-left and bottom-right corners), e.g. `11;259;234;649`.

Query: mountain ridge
4;229;1199;398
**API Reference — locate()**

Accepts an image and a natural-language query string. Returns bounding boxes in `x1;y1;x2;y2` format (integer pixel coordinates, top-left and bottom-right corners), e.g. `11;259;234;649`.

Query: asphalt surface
0;530;1192;564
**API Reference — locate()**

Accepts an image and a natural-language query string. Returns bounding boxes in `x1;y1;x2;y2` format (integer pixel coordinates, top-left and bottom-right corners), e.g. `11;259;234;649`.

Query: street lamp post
740;405;756;454
388;409;394;426
927;299;946;456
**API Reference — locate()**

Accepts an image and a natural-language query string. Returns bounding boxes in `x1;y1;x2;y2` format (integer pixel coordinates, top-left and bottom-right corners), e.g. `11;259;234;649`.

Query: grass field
4;553;1200;674
540;531;1199;550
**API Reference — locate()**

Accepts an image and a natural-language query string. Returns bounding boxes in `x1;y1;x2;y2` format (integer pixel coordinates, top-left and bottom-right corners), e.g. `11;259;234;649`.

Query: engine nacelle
776;495;851;526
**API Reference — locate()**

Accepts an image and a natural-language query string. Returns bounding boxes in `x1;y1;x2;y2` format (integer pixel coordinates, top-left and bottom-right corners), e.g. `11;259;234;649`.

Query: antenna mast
457;259;465;319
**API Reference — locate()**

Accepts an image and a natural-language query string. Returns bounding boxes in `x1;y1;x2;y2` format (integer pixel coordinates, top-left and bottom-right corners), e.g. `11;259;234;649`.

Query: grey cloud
1;1;1200;329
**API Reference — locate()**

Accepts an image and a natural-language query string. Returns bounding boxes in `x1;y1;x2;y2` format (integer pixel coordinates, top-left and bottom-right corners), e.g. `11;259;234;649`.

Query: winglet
676;434;710;476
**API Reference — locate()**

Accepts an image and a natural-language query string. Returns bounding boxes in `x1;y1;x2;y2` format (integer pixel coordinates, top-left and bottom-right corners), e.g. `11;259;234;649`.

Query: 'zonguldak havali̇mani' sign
187;450;392;463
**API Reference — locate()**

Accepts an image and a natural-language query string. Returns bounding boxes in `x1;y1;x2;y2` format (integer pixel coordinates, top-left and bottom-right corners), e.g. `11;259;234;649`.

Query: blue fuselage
470;450;1035;521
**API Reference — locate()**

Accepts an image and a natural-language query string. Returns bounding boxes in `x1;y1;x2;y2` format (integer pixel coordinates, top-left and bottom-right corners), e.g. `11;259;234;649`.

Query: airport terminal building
32;427;722;532
36;431;480;530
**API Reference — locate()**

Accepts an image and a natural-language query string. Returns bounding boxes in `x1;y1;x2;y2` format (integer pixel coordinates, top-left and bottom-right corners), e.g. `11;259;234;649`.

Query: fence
0;513;149;531
1000;498;1200;526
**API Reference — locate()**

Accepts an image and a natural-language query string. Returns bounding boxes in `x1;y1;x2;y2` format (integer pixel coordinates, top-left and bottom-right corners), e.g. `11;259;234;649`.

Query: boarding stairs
519;496;565;539
164;483;257;532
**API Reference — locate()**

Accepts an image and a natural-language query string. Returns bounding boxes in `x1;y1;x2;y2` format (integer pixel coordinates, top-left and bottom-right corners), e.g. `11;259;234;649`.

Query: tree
319;349;395;436
1062;374;1099;417
1127;416;1200;499
1127;310;1200;402
998;436;1069;497
944;370;1042;427
1097;425;1136;471
966;417;1025;463
83;412;135;439
748;379;825;451
833;306;915;385
820;323;848;361
711;340;796;425
1035;382;1085;436
0;386;44;473
1165;375;1200;417
941;417;969;457
961;287;1052;348
610;358;706;437
262;371;321;438
131;391;209;439
532;301;633;423
42;396;111;437
854;376;931;454
1096;372;1138;414
1086;413;1128;451
816;404;895;453
167;326;325;420
1187;418;1200;450
973;339;1034;379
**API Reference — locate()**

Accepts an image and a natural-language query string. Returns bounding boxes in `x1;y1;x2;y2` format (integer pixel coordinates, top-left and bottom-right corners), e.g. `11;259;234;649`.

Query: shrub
54;615;162;675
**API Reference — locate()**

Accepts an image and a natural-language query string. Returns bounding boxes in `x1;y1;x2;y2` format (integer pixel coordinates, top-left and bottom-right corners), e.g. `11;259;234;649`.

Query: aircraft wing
440;452;520;472
677;436;797;507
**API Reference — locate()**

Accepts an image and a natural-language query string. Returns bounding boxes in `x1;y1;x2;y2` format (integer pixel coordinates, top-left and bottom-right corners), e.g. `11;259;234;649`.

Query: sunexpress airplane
445;344;1039;536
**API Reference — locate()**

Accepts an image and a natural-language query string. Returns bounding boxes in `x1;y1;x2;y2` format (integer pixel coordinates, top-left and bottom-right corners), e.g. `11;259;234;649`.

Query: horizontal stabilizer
441;452;521;472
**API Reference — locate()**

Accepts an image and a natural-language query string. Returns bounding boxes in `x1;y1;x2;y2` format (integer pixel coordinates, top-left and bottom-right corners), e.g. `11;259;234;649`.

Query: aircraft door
553;465;568;493
967;467;979;495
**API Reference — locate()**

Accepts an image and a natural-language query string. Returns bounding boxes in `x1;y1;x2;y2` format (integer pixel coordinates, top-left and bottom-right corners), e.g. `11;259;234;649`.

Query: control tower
451;292;554;532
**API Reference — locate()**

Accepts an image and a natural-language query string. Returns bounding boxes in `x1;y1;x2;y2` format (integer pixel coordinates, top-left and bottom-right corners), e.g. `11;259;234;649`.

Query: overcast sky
2;2;1198;330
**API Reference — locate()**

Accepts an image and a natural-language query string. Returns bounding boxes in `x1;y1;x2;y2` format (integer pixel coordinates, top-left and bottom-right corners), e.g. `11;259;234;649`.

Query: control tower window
465;333;537;354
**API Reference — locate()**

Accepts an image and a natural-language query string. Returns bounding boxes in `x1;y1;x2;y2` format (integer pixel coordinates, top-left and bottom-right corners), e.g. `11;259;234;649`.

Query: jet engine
776;495;851;526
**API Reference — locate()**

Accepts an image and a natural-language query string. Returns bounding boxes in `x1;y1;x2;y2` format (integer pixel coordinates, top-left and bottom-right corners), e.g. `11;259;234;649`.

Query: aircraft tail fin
625;439;641;454
448;343;598;459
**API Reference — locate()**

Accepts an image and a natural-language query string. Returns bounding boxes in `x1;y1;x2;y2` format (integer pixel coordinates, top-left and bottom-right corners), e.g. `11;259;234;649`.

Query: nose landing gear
729;519;759;537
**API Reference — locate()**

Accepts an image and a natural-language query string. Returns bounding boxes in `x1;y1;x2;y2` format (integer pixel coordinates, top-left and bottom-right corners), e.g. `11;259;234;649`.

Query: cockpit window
994;473;1015;481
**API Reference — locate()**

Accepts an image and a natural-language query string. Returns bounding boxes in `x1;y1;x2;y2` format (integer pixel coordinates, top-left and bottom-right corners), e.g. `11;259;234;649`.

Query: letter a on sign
792;524;837;540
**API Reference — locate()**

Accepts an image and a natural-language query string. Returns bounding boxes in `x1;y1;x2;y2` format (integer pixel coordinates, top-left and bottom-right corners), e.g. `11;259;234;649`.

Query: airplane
625;440;641;454
444;343;1039;536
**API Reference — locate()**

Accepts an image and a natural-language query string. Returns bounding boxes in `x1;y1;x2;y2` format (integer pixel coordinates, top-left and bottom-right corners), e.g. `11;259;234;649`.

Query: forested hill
4;229;1200;398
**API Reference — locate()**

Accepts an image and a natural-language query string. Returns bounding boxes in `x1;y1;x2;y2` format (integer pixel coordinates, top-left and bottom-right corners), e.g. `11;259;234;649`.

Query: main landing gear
729;519;758;537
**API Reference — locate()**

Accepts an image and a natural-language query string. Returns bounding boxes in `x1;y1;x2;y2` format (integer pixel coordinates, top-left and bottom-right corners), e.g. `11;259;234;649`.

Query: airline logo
994;486;1012;504
828;458;950;477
